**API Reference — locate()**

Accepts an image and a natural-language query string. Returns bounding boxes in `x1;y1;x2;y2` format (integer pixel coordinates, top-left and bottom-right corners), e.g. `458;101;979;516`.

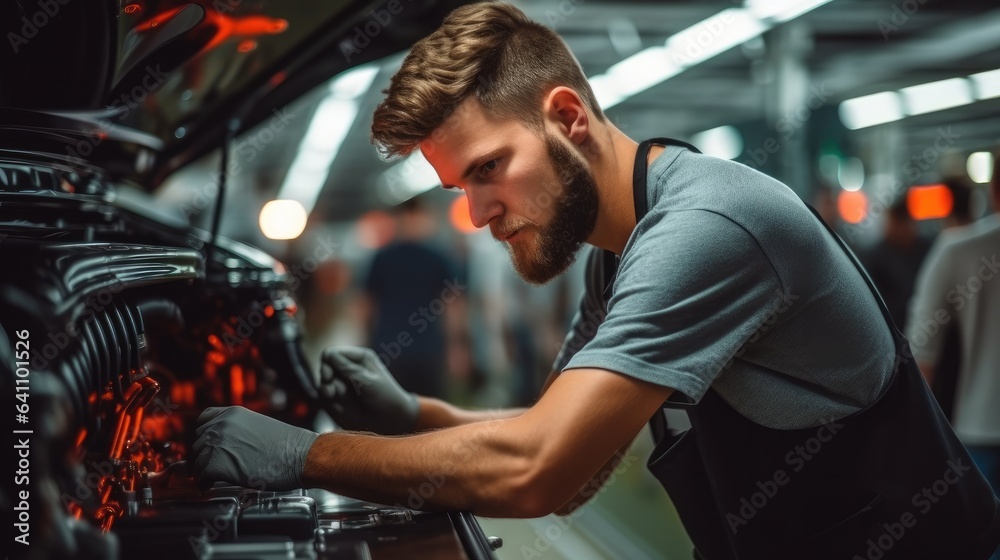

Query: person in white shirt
907;151;1000;560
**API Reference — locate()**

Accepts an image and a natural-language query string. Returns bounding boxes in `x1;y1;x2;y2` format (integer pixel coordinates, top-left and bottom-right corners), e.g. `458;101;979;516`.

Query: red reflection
201;11;288;54
123;3;141;15
133;7;287;54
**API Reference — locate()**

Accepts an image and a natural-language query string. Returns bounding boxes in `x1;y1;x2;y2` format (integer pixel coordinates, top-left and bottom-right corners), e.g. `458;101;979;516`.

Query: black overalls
625;138;1000;559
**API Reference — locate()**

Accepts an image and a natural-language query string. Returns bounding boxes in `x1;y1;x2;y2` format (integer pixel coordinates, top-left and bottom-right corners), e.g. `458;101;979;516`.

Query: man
360;195;464;399
194;3;1000;558
860;198;933;331
906;155;1000;560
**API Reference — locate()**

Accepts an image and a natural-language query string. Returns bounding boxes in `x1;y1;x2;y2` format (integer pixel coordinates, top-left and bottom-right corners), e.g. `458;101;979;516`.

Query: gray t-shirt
555;145;895;429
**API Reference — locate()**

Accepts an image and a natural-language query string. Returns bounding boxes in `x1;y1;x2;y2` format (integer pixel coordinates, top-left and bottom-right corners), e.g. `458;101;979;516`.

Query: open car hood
0;0;465;189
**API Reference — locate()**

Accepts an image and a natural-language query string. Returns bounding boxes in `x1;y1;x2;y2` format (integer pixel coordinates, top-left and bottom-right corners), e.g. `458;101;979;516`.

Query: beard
500;134;599;285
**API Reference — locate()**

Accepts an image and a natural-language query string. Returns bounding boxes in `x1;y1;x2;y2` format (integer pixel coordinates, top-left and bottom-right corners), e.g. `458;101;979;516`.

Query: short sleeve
904;240;953;364
563;210;785;402
551;247;613;373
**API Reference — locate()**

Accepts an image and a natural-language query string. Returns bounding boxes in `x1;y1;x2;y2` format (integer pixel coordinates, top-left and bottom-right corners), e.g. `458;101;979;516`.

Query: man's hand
319;346;419;435
192;406;318;491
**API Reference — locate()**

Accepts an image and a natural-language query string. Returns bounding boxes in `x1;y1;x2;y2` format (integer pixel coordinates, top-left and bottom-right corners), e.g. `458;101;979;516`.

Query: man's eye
479;159;500;178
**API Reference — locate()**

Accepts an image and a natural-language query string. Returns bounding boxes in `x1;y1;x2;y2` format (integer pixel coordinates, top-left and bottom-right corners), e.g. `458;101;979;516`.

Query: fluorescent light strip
589;0;834;109
839;68;1000;130
839;91;904;130
276;65;378;213
900;77;972;116
970;68;1000;100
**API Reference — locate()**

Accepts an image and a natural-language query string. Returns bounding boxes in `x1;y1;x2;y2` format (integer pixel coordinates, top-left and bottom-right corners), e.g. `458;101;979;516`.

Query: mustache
491;220;530;240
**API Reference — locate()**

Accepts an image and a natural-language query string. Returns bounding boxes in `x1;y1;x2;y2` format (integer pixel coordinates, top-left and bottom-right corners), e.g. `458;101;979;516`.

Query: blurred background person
928;178;976;420
907;152;1000;560
359;196;467;399
861;196;933;331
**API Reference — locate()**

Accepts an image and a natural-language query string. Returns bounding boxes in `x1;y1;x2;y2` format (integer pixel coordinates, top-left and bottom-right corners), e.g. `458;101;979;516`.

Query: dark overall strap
632;137;702;223
629;139;702;422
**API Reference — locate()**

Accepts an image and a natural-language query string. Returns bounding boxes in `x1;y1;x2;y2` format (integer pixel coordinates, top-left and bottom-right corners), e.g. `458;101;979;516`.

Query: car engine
0;118;495;560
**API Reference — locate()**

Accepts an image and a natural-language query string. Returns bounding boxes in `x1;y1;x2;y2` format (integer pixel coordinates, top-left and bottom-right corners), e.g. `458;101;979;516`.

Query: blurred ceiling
224;0;1000;224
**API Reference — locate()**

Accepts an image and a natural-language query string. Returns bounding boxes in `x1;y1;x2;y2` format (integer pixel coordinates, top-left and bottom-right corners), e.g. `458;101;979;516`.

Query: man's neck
585;127;665;255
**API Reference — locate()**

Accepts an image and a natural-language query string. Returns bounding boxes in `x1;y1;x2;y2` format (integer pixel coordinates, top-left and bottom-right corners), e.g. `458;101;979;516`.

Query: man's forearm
414;368;559;430
415;396;526;430
554;436;635;516
302;416;536;517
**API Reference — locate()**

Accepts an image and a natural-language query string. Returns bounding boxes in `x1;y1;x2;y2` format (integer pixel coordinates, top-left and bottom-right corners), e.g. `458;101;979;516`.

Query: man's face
420;98;598;284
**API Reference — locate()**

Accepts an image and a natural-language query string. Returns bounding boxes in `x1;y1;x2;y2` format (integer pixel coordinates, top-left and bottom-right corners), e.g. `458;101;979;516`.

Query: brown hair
370;2;605;159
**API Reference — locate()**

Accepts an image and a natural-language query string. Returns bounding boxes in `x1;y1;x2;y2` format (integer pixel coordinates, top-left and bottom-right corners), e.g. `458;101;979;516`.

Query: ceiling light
277;64;378;213
838;91;904;130
970;68;1000;100
259;199;307;240
746;0;834;23
840;68;1000;129
588;1;834;109
838;157;865;191
666;9;766;69
691;126;743;160
967;152;994;184
604;47;680;99
900;77;972;116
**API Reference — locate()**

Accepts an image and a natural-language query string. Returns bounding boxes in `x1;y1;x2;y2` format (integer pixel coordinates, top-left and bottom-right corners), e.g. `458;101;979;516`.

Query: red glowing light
907;184;953;221
123;3;141;14
838;190;868;225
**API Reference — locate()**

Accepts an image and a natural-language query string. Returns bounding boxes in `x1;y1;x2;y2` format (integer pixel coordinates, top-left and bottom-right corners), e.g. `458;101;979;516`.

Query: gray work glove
319;346;419;436
192;406;318;491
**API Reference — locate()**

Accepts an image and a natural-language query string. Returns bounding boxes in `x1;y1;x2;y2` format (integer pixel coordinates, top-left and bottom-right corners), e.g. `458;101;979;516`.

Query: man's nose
466;191;504;229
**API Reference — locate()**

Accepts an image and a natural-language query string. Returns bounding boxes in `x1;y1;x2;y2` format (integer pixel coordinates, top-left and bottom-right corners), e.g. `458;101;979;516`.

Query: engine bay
0;161;494;560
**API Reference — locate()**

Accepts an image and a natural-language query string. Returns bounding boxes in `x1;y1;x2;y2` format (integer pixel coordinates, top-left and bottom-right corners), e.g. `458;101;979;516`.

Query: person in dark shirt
861;197;932;331
361;196;462;399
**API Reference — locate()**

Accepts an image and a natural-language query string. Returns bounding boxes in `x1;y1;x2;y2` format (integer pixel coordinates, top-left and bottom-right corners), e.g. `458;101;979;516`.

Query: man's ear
543;86;590;146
